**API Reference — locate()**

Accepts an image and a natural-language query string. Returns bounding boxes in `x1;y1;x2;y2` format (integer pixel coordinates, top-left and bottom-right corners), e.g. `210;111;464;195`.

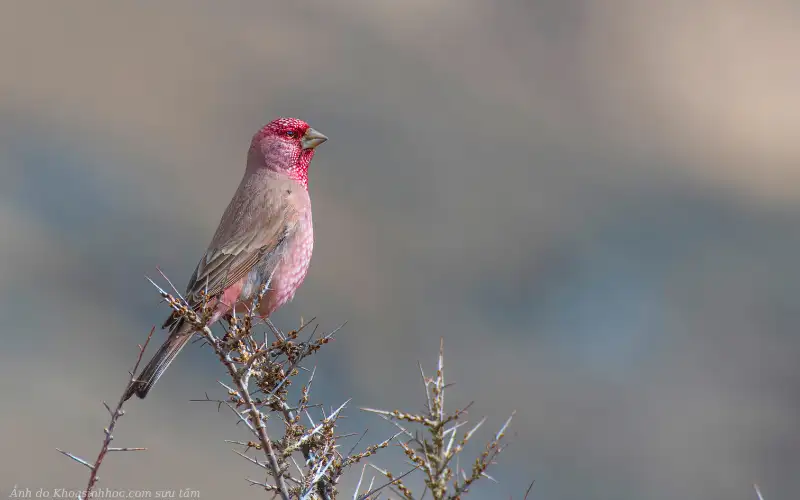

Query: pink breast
258;216;314;317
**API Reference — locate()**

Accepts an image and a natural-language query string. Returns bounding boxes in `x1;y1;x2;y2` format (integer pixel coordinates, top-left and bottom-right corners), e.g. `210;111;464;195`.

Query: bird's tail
124;319;193;401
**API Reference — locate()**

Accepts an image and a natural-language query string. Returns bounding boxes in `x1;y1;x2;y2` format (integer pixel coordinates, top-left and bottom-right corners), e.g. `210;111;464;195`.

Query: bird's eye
285;130;296;138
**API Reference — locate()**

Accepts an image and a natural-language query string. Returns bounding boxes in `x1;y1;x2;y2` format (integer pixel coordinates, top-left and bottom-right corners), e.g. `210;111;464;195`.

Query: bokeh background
1;2;799;499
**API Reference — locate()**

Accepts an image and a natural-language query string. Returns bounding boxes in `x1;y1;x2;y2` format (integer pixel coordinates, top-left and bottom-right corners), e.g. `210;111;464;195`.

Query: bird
124;117;327;401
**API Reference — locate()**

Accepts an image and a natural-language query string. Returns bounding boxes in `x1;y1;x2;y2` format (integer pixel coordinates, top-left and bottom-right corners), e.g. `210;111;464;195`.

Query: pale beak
301;127;328;150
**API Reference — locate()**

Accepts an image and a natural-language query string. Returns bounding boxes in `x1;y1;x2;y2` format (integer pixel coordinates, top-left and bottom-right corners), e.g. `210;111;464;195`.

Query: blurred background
1;1;799;499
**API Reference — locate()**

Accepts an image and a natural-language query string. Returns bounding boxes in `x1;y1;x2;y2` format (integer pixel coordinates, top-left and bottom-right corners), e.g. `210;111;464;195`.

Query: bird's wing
184;179;303;309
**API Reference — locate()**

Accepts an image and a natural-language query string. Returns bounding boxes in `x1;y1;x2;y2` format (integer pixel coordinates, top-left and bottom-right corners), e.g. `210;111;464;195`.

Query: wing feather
182;175;302;307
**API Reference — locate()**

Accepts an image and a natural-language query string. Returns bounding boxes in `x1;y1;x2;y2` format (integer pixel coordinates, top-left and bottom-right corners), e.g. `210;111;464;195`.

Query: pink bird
124;117;327;401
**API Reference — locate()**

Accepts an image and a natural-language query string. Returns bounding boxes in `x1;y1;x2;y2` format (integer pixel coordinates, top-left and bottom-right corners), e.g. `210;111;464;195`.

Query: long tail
124;319;193;401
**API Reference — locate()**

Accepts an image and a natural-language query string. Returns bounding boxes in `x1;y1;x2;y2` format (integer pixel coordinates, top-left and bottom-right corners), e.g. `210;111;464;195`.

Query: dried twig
57;327;153;499
148;274;397;498
362;339;515;500
65;269;518;499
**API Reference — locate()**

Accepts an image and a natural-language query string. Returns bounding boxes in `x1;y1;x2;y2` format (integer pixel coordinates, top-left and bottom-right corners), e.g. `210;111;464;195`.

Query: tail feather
124;320;193;401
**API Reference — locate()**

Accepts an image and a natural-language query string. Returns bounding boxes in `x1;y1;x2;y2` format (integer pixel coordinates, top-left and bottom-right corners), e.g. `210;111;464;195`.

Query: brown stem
201;326;292;500
84;327;155;499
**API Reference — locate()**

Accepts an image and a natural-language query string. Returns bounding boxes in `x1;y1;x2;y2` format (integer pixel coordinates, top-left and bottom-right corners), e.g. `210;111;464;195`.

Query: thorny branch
148;276;397;499
361;339;516;500
62;270;522;499
57;327;153;500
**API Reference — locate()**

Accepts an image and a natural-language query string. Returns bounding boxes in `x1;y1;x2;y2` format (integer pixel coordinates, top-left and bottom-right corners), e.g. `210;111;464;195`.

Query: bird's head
248;117;328;189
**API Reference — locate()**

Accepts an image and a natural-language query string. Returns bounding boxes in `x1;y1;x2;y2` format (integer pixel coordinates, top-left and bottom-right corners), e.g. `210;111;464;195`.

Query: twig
201;324;292;500
58;326;154;499
356;466;418;500
523;480;535;500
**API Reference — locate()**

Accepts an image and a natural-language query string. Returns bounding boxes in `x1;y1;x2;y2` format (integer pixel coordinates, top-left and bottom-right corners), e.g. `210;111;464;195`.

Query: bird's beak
301;128;328;150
